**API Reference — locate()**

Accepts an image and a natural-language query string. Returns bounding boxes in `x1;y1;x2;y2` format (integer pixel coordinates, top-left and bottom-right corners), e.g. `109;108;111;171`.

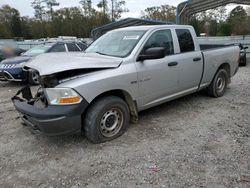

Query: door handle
193;57;201;62
168;62;178;67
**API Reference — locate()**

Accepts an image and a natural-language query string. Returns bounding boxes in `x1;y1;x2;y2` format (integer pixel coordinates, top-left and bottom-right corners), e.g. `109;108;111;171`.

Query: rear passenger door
174;29;203;92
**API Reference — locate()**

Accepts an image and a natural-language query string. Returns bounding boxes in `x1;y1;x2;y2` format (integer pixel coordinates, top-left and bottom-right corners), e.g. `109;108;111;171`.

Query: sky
0;0;188;18
0;0;247;18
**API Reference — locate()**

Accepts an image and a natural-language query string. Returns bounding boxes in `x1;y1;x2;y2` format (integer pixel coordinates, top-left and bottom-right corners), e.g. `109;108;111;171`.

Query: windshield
23;45;52;56
86;30;146;57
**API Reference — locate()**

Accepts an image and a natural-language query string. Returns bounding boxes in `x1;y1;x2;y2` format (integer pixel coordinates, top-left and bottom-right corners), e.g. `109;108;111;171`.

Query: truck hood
25;52;123;76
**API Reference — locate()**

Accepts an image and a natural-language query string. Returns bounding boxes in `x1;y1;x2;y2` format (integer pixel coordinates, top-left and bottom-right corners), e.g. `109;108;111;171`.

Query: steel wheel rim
216;76;225;93
32;72;39;84
100;108;124;138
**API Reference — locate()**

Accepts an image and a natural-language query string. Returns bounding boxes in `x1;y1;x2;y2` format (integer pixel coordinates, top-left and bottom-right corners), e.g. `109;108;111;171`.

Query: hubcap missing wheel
100;108;123;138
217;76;225;93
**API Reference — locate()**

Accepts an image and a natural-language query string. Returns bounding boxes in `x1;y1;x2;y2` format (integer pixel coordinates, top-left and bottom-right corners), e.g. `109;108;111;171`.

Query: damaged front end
12;52;122;135
12;85;89;136
38;68;107;88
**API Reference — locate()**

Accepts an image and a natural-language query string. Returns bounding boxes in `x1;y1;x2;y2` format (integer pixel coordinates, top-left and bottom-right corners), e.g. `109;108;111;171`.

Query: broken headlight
44;88;82;105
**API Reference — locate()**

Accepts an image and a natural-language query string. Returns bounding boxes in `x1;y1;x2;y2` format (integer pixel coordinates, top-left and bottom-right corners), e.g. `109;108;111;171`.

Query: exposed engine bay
25;67;109;88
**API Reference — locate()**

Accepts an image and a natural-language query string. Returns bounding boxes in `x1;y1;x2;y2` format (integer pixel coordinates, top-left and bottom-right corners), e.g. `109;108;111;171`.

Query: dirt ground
0;62;250;188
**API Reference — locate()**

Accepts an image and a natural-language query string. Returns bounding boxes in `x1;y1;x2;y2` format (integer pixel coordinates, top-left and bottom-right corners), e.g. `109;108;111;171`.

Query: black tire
84;96;130;143
241;57;247;66
207;69;229;98
28;70;40;85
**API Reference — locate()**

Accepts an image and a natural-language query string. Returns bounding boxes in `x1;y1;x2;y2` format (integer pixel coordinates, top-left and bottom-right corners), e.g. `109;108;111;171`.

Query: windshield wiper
95;51;109;56
95;51;122;58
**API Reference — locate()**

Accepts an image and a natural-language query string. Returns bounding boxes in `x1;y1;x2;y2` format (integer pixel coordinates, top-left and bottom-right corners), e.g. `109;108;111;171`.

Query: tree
97;0;108;15
216;6;227;23
0;5;22;38
218;23;232;36
79;0;93;17
246;6;250;16
111;0;128;21
31;0;46;21
193;6;230;36
141;5;176;22
189;16;202;36
0;1;129;39
228;6;247;35
45;0;60;20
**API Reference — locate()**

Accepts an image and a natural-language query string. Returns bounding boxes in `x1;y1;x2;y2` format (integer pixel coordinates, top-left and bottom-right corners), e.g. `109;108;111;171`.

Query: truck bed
200;45;240;87
200;44;233;51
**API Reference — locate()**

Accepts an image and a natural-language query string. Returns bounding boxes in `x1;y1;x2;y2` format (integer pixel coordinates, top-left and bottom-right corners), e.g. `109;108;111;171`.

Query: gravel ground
0;62;250;188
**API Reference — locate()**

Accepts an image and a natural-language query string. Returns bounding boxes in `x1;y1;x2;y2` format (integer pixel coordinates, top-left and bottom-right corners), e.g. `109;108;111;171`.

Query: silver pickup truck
12;25;240;143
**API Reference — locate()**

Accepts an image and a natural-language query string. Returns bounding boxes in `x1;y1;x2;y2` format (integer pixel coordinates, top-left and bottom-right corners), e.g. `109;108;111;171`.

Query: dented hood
25;52;123;76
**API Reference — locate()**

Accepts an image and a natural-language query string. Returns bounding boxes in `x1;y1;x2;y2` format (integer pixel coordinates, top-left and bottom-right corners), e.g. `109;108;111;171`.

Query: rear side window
143;29;174;56
50;44;66;52
176;29;195;53
67;43;80;52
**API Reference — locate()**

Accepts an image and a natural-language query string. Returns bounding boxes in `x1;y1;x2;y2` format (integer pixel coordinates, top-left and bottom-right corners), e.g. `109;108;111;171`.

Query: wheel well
87;90;138;123
218;63;231;82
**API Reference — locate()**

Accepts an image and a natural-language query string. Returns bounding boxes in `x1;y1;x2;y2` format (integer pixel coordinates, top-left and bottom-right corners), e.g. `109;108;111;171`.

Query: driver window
143;29;174;56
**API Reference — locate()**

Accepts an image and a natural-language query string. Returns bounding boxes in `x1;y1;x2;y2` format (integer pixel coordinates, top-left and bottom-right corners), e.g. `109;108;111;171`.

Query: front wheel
84;96;130;143
207;69;229;98
28;70;40;85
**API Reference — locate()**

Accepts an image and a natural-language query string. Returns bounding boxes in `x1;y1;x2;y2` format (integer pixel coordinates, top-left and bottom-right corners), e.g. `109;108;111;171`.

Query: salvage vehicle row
0;41;87;84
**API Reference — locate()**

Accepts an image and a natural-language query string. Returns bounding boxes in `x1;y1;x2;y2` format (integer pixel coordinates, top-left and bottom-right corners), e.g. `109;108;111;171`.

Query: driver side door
135;29;180;110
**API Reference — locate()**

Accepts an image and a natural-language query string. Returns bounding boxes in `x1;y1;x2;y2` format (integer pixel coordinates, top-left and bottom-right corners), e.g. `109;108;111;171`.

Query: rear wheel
84;96;130;143
241;56;247;66
207;68;229;98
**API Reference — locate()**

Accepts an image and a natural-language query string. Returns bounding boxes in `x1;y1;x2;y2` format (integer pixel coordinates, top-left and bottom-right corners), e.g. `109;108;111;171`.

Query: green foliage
31;0;46;20
0;0;127;39
189;17;202;36
141;5;176;22
0;2;249;39
80;0;93;16
0;5;22;38
111;0;128;21
218;23;232;36
189;5;250;36
227;6;248;35
97;0;108;15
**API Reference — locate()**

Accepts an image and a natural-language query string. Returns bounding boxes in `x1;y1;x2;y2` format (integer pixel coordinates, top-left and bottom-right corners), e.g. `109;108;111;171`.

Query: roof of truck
91;17;174;40
112;24;193;31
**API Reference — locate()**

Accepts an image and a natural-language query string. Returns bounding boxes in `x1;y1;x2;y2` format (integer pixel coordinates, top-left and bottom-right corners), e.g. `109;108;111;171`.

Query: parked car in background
0;41;87;84
0;49;4;62
0;40;25;61
12;25;240;143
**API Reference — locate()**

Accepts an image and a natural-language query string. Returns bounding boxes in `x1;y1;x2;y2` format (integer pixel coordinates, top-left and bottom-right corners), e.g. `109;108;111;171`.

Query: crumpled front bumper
12;86;89;136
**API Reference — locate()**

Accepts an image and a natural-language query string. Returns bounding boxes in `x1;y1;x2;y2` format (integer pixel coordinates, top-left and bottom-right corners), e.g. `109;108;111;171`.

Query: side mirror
137;47;166;61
